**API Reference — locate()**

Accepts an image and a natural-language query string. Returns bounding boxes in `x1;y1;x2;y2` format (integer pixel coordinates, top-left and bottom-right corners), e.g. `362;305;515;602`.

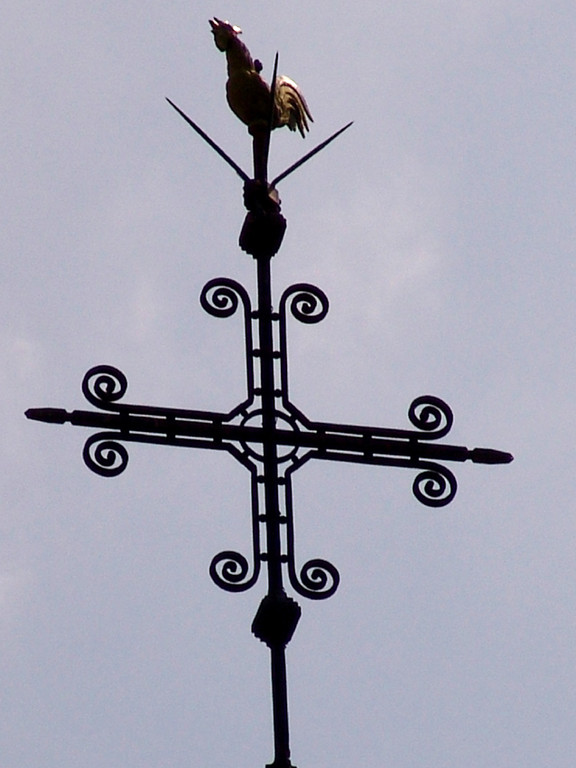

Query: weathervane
26;20;513;768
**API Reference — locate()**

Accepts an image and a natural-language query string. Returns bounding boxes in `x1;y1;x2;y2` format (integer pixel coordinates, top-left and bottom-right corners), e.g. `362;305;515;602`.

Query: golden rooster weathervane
209;17;313;139
165;19;351;255
209;17;314;183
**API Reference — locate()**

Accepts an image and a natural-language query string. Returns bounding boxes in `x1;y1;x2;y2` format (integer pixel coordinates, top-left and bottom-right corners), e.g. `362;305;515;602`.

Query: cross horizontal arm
299;419;513;465
25;407;512;466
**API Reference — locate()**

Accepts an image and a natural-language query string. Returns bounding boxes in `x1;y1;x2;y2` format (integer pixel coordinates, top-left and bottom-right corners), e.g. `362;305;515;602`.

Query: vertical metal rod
270;644;292;768
256;253;293;767
257;254;283;595
252;126;269;183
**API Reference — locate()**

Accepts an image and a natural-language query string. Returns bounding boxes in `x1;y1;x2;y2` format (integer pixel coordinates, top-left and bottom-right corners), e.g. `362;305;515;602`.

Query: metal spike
166;97;250;182
270;121;354;187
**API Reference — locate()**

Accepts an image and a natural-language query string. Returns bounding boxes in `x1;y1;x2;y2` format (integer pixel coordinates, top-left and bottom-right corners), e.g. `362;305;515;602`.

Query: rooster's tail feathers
275;76;313;137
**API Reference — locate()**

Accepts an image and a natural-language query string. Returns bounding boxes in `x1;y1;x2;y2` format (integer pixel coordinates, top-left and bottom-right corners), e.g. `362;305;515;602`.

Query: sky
2;1;576;766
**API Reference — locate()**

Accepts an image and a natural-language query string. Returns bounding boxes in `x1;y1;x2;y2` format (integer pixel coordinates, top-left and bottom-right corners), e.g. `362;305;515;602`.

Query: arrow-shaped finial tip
25;408;69;424
470;447;514;465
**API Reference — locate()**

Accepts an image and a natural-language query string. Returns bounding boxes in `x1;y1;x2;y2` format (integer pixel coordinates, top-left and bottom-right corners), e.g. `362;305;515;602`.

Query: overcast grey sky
2;2;576;767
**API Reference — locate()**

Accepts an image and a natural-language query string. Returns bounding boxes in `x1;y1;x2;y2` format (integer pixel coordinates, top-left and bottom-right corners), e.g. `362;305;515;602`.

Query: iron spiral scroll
408;395;458;507
81;366;130;477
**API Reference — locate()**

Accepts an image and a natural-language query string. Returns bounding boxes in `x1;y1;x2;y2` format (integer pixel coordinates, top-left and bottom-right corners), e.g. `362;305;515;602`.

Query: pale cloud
126;275;162;342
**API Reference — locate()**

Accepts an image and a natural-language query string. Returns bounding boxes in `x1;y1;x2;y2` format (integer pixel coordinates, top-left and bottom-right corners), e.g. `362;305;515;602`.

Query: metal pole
257;254;283;596
269;644;291;768
256;252;294;767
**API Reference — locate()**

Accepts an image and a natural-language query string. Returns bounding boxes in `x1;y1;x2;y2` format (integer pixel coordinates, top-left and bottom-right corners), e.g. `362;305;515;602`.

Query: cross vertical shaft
248;120;299;765
257;254;283;596
254;232;297;768
270;644;291;768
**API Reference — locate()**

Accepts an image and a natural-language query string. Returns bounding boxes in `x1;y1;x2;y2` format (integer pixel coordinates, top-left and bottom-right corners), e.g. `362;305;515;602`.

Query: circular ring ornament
239;409;300;462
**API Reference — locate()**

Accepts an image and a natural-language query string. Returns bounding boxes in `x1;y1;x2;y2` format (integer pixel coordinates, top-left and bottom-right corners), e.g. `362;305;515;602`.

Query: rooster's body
209;18;312;137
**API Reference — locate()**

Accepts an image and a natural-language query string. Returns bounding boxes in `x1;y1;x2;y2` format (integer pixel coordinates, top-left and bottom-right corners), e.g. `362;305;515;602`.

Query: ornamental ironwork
26;21;512;768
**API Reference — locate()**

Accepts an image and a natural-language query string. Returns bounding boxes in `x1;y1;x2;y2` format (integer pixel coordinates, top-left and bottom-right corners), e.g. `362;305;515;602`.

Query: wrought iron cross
26;31;512;768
